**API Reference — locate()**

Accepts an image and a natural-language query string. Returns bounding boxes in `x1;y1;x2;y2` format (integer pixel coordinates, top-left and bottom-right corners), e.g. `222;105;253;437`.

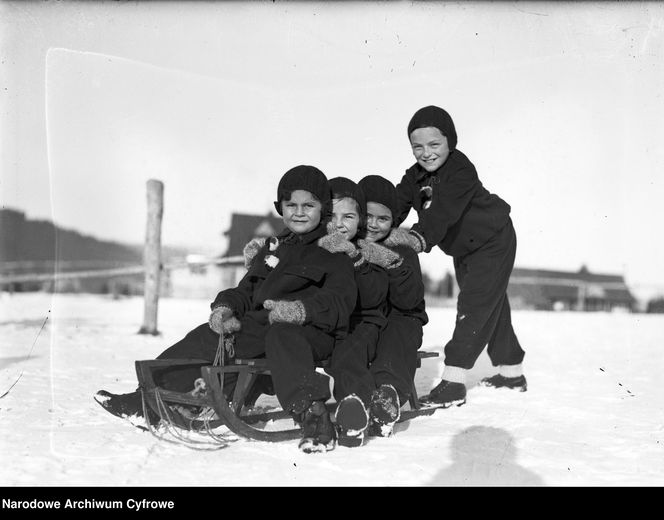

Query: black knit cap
274;165;331;216
407;105;457;151
329;176;367;217
358;175;398;219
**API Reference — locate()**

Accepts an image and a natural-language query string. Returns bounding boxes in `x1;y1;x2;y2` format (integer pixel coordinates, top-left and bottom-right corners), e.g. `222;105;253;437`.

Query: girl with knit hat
95;165;357;454
315;176;391;447
384;105;527;408
357;174;429;430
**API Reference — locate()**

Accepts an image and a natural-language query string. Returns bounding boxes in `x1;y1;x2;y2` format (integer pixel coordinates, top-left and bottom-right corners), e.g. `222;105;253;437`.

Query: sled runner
135;350;441;443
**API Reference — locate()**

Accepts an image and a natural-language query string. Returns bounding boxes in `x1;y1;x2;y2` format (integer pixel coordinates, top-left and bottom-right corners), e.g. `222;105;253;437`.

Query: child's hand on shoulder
317;231;357;256
357;239;403;269
383;228;425;253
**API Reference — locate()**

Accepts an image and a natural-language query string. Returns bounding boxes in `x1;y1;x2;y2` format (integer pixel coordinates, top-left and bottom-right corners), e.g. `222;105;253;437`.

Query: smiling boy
384;105;527;407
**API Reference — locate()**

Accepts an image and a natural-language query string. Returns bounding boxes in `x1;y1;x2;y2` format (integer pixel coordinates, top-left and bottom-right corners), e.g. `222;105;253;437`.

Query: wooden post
139;179;164;335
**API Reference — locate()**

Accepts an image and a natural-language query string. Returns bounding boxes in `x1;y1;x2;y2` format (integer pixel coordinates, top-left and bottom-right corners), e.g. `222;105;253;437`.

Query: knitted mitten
208;305;240;334
263;299;306;325
221;316;241;334
382;228;425;253
357;239;403;269
317;232;357;255
318;232;365;268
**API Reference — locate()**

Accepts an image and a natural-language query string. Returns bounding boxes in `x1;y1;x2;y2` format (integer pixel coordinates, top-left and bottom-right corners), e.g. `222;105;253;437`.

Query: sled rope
213;327;235;401
137;327;240;450
153;390;221;448
213;328;235;366
140;389;234;451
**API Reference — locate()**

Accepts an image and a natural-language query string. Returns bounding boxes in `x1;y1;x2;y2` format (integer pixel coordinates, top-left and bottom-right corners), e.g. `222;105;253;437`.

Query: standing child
96;165;357;453
384;105;526;407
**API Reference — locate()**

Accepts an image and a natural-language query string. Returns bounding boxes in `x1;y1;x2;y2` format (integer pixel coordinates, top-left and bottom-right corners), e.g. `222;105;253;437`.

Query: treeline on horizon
0;208;187;267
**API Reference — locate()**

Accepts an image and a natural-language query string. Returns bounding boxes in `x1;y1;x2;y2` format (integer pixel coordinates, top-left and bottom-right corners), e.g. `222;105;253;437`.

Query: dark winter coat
381;243;428;326
349;245;389;331
395;150;511;258
211;225;357;339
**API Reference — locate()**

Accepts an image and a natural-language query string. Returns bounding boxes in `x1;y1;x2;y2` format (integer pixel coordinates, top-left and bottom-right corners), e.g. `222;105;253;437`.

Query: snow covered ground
1;292;663;487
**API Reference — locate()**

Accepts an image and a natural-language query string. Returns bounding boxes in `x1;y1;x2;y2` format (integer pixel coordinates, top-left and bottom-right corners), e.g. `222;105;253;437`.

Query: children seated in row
317;177;389;447
320;176;428;447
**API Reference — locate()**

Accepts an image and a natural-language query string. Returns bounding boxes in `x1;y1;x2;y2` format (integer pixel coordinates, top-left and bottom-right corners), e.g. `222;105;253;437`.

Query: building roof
222;212;285;257
511;266;626;284
509;265;636;304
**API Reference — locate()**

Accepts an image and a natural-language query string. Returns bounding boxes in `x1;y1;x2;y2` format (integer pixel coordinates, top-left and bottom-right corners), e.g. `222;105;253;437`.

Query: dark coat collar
277;221;328;245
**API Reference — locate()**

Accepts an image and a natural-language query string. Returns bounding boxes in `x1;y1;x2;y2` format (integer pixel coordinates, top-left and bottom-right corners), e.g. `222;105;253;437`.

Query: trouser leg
153;317;267;397
486;295;525;367
328;324;379;405
370;316;423;405
265;322;335;414
153;322;219;392
443;221;520;370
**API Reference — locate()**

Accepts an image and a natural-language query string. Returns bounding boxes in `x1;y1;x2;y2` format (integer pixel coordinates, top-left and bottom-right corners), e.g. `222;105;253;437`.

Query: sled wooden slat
135;350;441;442
201;365;302;442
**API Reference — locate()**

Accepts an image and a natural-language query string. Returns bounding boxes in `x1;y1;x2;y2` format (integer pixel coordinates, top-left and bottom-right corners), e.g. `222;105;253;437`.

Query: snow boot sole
335;394;369;448
368;384;401;438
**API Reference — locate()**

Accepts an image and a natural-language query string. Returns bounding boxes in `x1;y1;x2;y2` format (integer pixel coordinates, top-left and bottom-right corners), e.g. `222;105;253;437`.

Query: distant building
167;212;284;298
218;212;285;289
507;265;636;312
434;265;636;312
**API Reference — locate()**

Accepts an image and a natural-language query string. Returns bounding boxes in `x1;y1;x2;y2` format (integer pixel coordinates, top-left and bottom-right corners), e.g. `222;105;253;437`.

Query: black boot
425;380;467;407
94;390;160;426
479;374;528;392
368;384;401;437
335;394;369;447
297;400;336;454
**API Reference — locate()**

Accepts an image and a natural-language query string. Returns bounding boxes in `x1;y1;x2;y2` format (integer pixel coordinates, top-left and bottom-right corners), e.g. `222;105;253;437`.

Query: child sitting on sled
95;165;357;454
323;175;429;447
358;174;429;417
316;177;390;447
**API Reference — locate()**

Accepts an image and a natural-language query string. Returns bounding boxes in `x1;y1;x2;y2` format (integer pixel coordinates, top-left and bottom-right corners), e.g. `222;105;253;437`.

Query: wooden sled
135;350;441;443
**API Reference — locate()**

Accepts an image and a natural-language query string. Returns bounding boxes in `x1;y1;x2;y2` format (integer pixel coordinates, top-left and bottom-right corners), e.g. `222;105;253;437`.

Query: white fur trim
499;364;523;378
442;365;468;384
265;255;279;268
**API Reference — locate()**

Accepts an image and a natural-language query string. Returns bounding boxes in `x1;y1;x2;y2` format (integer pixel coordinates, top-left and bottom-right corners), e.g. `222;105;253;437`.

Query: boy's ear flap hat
274;165;331;216
328;176;367;217
407;105;457;151
358;175;398;220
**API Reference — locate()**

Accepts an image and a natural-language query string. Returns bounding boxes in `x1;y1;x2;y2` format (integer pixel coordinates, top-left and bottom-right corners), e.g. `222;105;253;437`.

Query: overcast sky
2;1;663;295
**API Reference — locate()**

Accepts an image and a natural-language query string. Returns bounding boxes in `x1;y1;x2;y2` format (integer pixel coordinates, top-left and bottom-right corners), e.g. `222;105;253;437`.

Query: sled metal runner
135;350;441;443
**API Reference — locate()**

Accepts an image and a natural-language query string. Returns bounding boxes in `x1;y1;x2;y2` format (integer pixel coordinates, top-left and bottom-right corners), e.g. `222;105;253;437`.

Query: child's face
281;190;322;234
331;197;360;240
365;201;393;243
409;127;450;172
